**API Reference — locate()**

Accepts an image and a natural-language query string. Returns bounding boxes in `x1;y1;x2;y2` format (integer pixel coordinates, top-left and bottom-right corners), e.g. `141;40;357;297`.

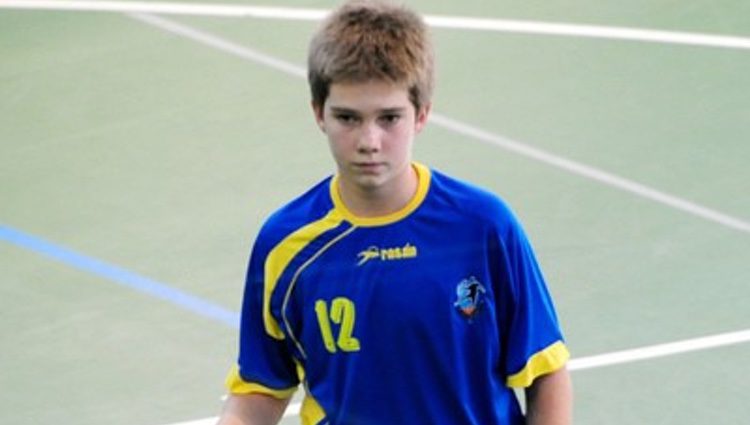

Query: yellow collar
330;162;431;227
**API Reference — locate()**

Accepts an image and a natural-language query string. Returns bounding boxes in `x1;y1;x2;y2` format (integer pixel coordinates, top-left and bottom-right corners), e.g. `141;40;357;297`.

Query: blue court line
0;224;240;329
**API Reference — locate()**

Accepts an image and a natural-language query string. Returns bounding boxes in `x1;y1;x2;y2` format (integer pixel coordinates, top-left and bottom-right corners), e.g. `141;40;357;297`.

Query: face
313;80;431;199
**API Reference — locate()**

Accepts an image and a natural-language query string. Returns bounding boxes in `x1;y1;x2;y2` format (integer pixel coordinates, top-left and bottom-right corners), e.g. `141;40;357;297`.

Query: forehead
326;80;412;112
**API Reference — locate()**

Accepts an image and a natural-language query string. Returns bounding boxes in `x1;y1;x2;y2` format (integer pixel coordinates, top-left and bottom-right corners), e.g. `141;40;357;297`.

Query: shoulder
427;168;519;233
254;176;335;252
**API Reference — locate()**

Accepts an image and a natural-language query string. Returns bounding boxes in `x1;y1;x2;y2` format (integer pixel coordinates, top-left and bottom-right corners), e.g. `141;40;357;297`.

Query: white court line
0;0;329;19
166;402;301;425
4;0;750;51
128;12;750;235
129;12;306;78
428;114;750;234
164;416;216;425
568;328;750;370
168;330;750;424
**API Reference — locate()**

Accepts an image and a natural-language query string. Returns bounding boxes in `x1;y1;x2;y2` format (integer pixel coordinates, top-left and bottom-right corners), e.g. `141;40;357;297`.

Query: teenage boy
218;1;572;424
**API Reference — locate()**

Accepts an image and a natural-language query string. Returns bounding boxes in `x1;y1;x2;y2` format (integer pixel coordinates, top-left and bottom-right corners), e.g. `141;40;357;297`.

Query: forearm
525;367;573;425
216;394;290;425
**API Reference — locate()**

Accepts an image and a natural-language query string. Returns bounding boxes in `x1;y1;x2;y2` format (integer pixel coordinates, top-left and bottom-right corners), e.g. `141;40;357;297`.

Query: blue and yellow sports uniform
227;163;569;424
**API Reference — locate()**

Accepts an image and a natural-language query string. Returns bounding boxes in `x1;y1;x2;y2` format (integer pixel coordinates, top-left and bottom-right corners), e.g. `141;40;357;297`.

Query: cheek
326;130;352;157
386;126;415;149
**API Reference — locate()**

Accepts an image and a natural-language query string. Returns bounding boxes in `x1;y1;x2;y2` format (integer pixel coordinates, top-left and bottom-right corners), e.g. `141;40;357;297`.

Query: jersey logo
454;276;486;317
356;243;418;266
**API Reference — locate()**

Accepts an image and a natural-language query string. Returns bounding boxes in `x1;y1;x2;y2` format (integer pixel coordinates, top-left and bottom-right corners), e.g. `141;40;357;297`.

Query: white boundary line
0;0;329;19
428;114;750;234
166;402;301;425
168;330;750;424
128;12;750;235
163;416;217;425
568;328;750;370
129;12;307;79
4;0;750;51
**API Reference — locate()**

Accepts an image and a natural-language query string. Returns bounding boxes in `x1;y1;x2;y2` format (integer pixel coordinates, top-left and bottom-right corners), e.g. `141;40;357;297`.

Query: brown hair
307;0;435;111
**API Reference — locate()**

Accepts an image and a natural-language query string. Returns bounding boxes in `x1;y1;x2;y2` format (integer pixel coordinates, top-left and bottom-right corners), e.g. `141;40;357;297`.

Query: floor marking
4;0;750;51
568;328;750;370
129;12;306;79
5;223;748;422
428;114;750;234
164;330;750;423
0;224;240;328
425;16;750;51
130;13;750;236
162;402;300;425
0;0;329;19
7;219;748;424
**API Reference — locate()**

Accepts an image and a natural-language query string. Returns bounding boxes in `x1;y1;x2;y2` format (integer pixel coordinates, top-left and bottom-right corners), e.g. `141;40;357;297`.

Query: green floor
1;2;749;424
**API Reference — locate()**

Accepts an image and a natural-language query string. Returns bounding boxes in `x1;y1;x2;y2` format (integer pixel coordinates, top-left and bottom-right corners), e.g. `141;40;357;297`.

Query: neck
337;165;418;218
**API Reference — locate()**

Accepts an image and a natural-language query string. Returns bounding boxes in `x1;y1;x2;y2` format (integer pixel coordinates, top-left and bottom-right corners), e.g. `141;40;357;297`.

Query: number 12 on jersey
315;297;360;353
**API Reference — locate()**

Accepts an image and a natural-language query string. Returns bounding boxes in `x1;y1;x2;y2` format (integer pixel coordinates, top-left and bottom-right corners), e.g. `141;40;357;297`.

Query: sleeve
492;211;570;388
225;236;300;399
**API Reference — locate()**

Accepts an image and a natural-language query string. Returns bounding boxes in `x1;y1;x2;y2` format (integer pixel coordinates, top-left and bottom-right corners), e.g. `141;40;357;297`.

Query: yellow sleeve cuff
506;341;570;388
225;364;298;399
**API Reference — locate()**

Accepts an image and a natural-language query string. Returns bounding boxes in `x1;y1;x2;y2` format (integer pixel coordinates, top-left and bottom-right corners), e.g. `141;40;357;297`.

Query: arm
525;367;573;425
216;393;291;425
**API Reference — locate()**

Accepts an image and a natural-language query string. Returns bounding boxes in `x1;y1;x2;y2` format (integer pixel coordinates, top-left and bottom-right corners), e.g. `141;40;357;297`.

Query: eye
379;114;401;126
334;113;359;125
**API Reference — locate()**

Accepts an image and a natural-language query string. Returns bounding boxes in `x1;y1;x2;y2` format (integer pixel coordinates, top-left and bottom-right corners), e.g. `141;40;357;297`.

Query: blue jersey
227;163;569;425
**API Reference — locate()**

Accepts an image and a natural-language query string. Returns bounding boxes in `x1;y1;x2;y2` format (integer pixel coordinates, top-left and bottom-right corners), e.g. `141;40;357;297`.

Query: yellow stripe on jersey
293;360;327;425
300;392;327;425
224;364;298;399
281;226;357;358
263;209;345;339
506;341;570;388
330;162;431;227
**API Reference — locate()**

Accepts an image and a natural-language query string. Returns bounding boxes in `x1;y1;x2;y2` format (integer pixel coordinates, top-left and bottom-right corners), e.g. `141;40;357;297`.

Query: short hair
307;0;435;111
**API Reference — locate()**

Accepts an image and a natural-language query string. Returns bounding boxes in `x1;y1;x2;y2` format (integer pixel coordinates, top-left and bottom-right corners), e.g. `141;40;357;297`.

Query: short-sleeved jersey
227;163;569;425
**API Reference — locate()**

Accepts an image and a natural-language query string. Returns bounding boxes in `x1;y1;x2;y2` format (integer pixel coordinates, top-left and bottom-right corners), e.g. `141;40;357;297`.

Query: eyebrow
329;106;408;114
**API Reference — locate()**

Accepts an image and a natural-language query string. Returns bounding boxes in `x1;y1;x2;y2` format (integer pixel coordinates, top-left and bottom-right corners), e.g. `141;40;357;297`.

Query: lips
353;162;384;173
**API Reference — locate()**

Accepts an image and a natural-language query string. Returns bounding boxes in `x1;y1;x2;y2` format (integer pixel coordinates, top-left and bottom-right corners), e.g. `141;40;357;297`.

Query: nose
356;123;381;153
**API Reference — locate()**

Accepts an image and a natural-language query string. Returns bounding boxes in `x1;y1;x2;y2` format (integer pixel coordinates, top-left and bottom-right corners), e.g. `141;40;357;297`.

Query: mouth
352;162;385;173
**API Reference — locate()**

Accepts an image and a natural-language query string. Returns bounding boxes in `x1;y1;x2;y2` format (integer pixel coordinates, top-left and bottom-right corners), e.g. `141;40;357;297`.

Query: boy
218;1;572;424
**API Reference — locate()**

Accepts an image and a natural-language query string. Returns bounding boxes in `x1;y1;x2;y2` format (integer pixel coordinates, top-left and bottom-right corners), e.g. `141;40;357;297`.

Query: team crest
454;276;486;317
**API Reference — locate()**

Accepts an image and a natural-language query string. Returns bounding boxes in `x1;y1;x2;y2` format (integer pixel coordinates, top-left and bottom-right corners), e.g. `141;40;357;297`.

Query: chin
353;175;388;191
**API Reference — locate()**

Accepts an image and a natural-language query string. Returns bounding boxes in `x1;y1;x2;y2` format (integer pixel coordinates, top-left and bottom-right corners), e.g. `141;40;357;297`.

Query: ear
312;101;326;133
414;102;432;134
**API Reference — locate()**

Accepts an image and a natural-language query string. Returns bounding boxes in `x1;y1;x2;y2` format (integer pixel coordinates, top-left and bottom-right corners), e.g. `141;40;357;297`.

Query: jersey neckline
329;162;431;227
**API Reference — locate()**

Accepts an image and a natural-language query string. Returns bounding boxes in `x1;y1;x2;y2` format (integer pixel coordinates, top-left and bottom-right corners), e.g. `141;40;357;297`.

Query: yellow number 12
315;297;360;353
